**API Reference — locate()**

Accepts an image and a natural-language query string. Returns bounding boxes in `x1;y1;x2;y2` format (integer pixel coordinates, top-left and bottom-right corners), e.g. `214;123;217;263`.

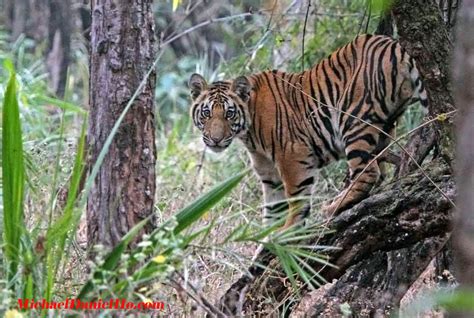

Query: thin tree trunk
46;0;72;98
3;0;15;32
29;0;49;42
6;0;70;97
87;0;157;249
11;0;29;40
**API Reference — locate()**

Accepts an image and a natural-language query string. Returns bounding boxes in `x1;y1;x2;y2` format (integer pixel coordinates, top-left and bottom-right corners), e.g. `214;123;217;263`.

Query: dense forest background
0;0;472;317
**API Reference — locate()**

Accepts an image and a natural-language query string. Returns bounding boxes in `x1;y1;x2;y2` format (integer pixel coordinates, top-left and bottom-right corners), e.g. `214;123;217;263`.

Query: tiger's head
188;73;252;153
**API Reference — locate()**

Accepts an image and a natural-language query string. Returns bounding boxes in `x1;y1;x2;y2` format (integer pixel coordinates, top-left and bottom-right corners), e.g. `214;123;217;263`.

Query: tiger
188;34;428;230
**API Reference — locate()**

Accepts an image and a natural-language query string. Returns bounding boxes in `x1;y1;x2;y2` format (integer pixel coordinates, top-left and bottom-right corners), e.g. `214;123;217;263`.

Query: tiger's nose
210;134;224;143
209;120;225;143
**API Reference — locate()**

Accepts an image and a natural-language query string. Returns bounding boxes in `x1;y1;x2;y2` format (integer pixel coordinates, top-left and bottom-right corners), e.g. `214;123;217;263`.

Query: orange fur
189;35;428;228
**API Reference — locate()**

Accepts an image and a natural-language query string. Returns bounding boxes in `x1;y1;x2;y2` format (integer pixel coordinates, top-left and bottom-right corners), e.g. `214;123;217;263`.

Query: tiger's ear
188;73;207;100
232;76;252;102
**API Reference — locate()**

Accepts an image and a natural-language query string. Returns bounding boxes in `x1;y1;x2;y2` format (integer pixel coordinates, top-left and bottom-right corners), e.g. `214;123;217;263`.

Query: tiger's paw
321;200;339;217
321;191;347;217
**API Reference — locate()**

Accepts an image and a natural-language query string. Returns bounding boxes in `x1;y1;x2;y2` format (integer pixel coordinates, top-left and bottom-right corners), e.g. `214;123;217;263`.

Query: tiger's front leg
278;151;316;230
250;153;288;226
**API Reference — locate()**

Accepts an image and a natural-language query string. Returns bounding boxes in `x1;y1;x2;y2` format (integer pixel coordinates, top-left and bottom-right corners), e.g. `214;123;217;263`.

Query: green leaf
128;170;248;284
370;0;393;14
36;95;87;115
2;70;25;279
47;119;87;242
272;244;298;288
45;118;87;301
173;169;248;234
3;58;14;73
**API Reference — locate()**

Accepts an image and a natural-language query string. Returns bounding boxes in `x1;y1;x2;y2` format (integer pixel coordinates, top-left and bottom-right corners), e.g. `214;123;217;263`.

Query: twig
160;0;203;44
195;146;207;177
236;285;248;316
160;11;264;50
266;0;278;31
243;0;299;72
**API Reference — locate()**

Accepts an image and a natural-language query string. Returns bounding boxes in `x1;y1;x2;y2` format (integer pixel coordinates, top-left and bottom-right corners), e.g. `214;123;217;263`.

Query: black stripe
346;133;377;145
300;204;311;218
328;55;342;81
265;201;288;214
264;72;284;148
290;188;306;196
262;179;283;189
347;149;372;163
296;176;314;188
390;42;398;103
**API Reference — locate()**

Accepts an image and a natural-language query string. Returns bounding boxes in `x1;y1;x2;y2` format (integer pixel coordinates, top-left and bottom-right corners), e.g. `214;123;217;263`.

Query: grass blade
173;169;248;234
45;118;87;301
36;95;87;115
2;70;25;279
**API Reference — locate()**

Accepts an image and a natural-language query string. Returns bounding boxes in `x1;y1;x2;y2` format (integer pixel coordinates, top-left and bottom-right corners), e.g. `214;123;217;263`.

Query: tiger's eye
226;109;235;118
203;109;211;117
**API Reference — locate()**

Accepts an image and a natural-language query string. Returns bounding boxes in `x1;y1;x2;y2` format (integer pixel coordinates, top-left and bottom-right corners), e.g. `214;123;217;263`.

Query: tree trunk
452;0;474;295
87;0;157;249
11;0;30;40
214;0;457;316
2;0;14;31
392;0;456;176
5;0;71;97
46;0;72;98
7;0;49;43
79;0;92;42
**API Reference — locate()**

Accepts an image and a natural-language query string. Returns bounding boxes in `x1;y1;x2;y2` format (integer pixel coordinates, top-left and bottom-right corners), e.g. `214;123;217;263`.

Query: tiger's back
246;34;426;166
188;34;427;228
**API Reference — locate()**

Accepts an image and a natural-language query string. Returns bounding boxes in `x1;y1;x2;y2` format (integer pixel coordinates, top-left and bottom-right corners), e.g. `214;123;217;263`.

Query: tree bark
392;0;456;175
452;0;474;292
87;0;157;249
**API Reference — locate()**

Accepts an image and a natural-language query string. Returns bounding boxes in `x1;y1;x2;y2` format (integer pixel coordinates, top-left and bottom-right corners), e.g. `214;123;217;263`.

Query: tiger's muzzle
202;118;234;153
